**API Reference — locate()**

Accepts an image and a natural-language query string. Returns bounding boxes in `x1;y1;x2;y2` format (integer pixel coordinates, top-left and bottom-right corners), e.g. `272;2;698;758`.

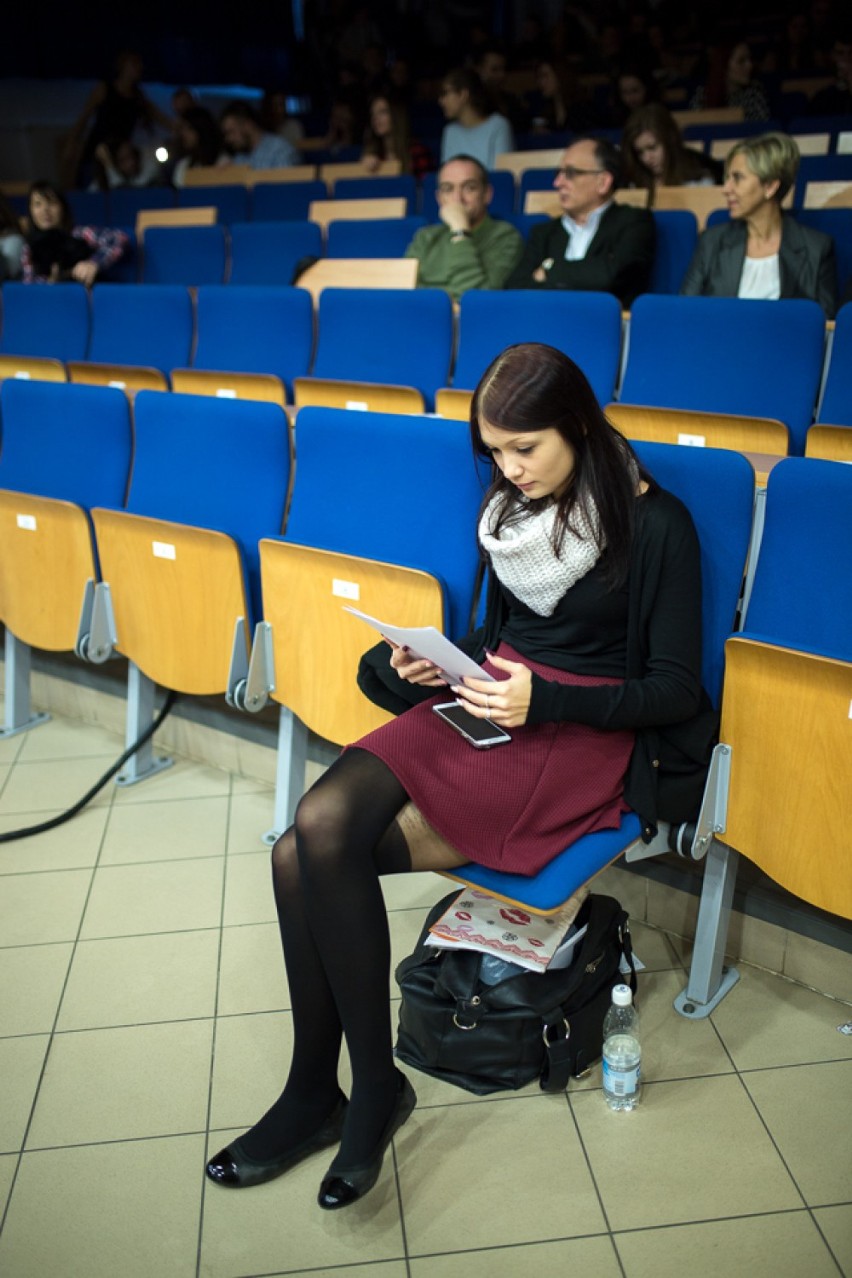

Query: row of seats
0;382;847;999
1;283;849;452
10;145;850;228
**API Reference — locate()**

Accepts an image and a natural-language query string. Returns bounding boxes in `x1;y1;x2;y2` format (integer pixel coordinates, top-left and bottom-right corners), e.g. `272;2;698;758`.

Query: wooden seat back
293;377;424;414
295;257;417;303
170;368;287;408
136;207;217;238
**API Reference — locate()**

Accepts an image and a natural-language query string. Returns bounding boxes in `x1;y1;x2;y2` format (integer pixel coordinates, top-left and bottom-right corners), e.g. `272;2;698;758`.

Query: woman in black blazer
680;132;837;317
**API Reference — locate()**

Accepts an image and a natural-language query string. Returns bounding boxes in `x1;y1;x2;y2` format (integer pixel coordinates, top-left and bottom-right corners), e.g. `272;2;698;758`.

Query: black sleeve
545;210;655;304
356;628;489;716
503;223;556;290
526;499;703;731
680;229;714;296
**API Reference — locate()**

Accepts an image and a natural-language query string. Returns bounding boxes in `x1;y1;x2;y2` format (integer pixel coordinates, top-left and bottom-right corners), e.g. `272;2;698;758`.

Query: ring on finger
485;693;491;712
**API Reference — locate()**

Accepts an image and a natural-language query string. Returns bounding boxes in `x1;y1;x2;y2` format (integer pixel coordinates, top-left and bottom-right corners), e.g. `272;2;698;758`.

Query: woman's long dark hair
470;343;650;588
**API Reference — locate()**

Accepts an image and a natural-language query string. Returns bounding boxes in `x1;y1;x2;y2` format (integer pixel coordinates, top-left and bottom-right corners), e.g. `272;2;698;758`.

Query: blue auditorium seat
192;285;314;395
333;175;418;212
0;282;90;361
649;210;699;294
795;154;852;205
228;221;323;286
325;216;426;258
817;302;852;426
176;185;250;224
518;167;558;211
142;225;228;285
310;288;454;410
109;187;175;223
451;289;623;403
619;295;826;454
251;180;327;221
66;191;110;225
85;283;193;374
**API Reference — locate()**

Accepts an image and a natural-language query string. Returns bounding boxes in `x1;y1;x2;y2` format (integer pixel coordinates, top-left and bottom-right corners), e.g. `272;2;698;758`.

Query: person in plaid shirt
21;181;128;285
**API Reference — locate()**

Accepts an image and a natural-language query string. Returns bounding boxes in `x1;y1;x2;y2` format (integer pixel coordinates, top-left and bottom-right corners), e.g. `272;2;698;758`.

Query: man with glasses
506;137;654;305
405;155;523;302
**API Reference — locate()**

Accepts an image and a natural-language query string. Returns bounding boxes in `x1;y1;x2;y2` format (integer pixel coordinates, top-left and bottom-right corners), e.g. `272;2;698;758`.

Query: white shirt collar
561;199;612;240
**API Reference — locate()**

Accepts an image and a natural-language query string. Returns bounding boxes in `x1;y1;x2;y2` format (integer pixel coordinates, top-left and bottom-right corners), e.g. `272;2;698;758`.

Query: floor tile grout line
607;1202;849;1236
195;777;234;1278
390;1142;412;1278
0;773;118;1239
563;1088;628;1278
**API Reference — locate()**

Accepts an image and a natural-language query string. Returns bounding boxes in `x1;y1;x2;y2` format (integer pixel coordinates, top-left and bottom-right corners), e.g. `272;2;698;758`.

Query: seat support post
115;662;173;786
0;630;50;738
674;839;740;1018
262;706;309;846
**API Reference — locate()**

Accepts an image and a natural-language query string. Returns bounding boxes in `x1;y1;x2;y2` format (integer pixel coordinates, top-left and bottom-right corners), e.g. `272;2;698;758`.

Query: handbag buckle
452;995;482;1030
542;1017;571;1046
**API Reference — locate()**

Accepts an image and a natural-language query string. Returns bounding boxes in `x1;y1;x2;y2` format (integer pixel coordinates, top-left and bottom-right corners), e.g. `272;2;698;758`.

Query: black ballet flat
205;1092;348;1189
317;1072;417;1210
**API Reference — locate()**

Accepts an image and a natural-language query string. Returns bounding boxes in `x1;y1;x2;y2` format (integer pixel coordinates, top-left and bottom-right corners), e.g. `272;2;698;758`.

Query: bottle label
603;1060;640;1095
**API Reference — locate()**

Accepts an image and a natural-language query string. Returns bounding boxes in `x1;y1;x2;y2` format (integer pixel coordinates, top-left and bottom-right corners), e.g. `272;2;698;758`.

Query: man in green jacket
405;155;523;302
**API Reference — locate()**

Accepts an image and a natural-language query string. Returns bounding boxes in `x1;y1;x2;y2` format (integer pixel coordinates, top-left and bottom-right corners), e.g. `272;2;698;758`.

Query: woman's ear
764;178;781;202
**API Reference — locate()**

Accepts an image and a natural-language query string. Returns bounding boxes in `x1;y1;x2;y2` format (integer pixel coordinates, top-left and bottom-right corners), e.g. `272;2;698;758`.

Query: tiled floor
0;713;850;1278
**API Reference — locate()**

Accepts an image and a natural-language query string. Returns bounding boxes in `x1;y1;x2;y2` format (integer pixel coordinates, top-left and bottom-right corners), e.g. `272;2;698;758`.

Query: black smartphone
432;701;512;748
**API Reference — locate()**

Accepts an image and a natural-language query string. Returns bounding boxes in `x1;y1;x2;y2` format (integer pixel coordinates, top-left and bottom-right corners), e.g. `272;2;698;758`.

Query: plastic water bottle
602;984;641;1111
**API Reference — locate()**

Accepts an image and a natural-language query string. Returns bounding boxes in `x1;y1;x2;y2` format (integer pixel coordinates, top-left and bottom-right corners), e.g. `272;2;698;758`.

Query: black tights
239;748;412;1169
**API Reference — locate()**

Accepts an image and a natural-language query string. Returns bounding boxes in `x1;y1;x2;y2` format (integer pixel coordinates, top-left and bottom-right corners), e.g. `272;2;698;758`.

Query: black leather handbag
395;891;636;1095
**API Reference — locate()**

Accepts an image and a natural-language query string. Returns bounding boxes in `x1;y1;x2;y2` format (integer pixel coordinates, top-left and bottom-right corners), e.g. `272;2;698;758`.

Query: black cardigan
357;487;718;841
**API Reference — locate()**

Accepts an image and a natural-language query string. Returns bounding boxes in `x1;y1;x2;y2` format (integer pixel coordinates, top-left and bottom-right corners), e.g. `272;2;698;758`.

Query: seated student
504;137;655;307
205;341;713;1209
361;94;432;178
622;103;722;203
21;180;128;285
405;155;522;301
438;68;514;170
171;107;225;186
689;41;771;121
220;100;299;169
680;132;837;317
0;194;25;281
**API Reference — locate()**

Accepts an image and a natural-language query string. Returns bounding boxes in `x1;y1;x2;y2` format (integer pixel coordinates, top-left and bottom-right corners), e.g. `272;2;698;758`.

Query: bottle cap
612;983;633;1007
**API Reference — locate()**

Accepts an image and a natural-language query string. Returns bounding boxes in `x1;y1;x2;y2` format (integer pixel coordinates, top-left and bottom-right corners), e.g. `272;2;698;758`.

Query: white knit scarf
478;493;603;616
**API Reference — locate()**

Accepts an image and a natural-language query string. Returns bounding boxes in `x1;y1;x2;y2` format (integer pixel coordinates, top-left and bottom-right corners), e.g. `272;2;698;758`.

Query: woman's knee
271;827;298;881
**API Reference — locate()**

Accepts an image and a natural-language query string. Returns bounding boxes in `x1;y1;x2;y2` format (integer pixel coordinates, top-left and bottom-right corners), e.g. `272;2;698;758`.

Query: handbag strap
540;908;637;1094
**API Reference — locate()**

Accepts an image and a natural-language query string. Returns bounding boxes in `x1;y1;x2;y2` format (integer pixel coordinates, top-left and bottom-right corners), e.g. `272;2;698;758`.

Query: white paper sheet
343;606;496;686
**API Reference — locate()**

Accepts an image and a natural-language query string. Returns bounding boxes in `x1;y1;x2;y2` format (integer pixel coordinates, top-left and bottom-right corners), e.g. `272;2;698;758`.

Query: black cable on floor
0;690;178;843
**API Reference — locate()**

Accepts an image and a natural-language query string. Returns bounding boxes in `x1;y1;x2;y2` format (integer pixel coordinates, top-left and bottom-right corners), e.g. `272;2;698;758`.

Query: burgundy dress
353;561;636;877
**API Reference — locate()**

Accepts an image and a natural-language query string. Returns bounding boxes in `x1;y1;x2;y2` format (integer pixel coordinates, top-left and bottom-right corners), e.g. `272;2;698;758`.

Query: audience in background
261;90;307;153
505;136;655;306
622;104;722;201
92;139;164;189
220;101;299;169
404;155;522;301
439;68;513;169
681;133;836;316
21;180;128;285
810;30;852;115
0;194;25;281
171;108;225;185
610;65;660;127
763;11;822;77
527;61;600;134
361;95;432;178
171;87;197;118
63;51;174;188
690;43;771;121
473;44;528;134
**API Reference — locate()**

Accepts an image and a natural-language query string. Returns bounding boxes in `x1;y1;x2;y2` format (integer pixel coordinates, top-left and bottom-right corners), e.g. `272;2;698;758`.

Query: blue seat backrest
0;380;132;508
706;207;852;302
128;391;292;622
452;289;623;404
0;282;90;361
743;456;852;661
311;287;454;410
518;166;557;207
504;212;550;239
193;285;313;391
682;120;780;144
176;185;250;224
326;216;426;258
794;154;852;205
228;221;323;286
631;441;755;706
620;295;826;455
419;170;515;220
142;226;227;286
251;181;327;221
817;301;852;425
100;226;138;284
88;284;193;371
109;187;175;223
333;175;417;212
66;190;109;225
285;407;486;638
649;210;698;294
